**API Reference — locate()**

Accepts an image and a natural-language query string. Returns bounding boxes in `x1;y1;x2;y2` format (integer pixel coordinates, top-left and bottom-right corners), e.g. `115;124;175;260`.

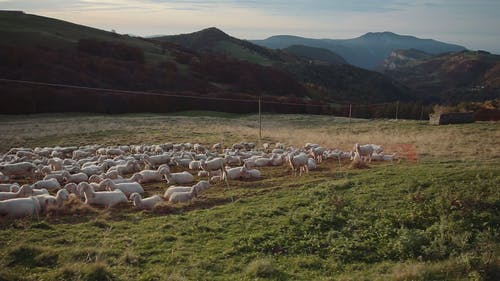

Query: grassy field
0;112;499;281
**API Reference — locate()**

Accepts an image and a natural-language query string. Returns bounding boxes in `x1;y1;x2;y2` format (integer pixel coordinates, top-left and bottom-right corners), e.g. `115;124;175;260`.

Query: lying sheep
242;168;261;180
78;182;128;207
130;193;163;210
223;165;246;181
0;162;37;179
132;167;168;183
47;158;63;171
164;171;194;185
0;184;32;201
0;183;19;192
62;172;88;184
142;154;170;169
34;189;70;213
168;187;197;204
100;179;144;197
33;178;61;191
0;196;41;218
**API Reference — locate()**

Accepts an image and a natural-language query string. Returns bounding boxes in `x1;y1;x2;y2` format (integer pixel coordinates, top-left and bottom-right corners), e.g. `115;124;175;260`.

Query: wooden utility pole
348;104;352;123
258;97;262;144
395;101;399;120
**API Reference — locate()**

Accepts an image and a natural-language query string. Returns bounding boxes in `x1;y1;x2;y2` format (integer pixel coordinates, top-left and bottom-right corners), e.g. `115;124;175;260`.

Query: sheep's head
131;173;143;183
19;184;33;197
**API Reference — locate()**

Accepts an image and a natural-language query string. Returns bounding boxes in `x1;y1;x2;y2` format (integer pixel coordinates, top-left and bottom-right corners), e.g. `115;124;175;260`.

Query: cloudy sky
3;0;499;53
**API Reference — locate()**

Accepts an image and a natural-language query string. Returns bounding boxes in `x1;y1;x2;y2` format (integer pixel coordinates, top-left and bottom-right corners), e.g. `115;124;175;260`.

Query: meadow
0;112;498;281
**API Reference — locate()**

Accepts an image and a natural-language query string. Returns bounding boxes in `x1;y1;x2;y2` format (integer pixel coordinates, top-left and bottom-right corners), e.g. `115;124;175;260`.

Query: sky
2;0;500;53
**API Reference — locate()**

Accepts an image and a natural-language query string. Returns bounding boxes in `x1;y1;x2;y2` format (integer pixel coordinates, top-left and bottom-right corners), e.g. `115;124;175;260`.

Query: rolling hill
251;32;466;69
383;50;500;102
282;45;347;65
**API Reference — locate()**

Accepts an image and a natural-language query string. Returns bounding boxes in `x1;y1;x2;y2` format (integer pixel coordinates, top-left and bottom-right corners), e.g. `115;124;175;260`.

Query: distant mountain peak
359;31;409;40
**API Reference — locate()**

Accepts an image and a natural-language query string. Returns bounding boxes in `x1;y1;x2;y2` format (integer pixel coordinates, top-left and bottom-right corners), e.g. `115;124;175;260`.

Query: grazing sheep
288;153;309;176
33;178;61;191
164;171;194;185
0;184;32;201
0;196;41;218
130;193;163;210
309;146;326;163
78;182;128;207
352;144;384;162
100;179;144;197
223;165;246;181
0;162;37;179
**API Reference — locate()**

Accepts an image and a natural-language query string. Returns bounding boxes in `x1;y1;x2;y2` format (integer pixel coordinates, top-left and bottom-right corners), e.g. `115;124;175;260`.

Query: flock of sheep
0;141;395;220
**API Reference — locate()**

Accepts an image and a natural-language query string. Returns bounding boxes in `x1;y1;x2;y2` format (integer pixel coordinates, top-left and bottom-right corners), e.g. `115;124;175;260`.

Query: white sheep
34;189;70;213
78;182;128;207
100;179;144;197
210;176;222;183
33;178;61;191
189;160;203;170
309;146;326;163
0;162;37;179
47;158;63;171
0;184;32;201
197;171;210;177
129;193;163;210
132;167;168;183
352;144;384;162
62;172;89;184
242;168;262;180
201;158;226;173
288;153;309;176
164;171;194;185
223;165;246;181
307;158;317;170
0;196;41;218
142;154;170;169
168;187;197;204
0;183;19;192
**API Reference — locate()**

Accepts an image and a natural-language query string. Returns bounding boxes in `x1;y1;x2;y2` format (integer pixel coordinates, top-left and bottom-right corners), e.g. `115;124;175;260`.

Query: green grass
0;113;498;280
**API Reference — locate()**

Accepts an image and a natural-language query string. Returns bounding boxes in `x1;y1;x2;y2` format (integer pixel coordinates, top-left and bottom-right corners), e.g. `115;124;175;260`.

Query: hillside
251;32;466;69
383;50;500;102
282;45;347;65
0;12;416;114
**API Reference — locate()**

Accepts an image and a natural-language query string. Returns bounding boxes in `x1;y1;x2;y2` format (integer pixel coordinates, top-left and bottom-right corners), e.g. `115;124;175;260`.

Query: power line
0;78;400;108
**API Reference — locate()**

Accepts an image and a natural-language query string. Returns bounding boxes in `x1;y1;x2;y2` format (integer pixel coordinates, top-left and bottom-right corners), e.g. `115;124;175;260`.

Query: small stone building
429;112;475;125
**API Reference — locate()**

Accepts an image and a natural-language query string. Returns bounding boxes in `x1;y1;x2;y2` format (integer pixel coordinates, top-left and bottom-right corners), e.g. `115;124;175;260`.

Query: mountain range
251;32;466;69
